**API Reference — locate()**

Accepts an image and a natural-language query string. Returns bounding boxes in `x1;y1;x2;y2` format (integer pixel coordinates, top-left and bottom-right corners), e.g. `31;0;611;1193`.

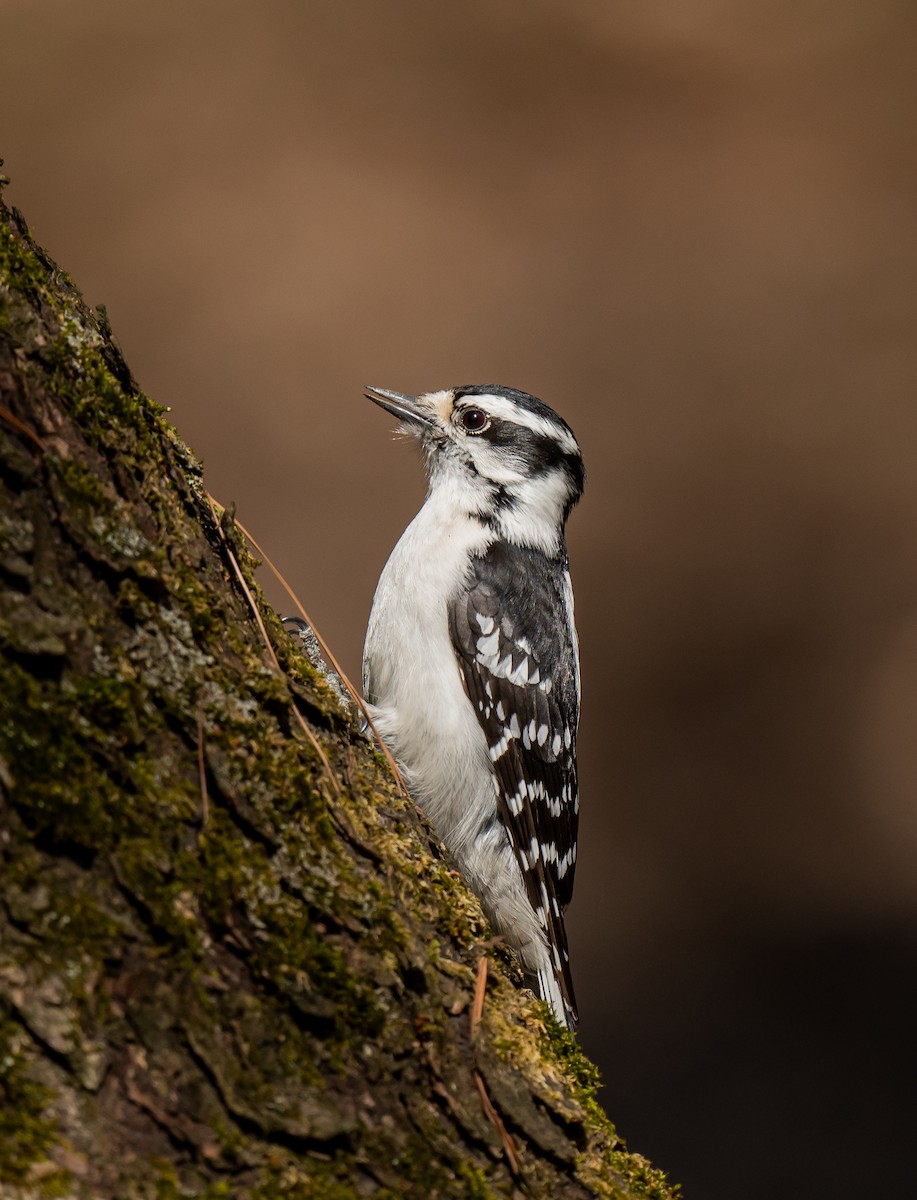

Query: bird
362;384;584;1028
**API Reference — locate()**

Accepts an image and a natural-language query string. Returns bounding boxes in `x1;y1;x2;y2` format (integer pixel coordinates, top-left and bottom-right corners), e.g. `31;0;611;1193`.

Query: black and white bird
362;384;584;1028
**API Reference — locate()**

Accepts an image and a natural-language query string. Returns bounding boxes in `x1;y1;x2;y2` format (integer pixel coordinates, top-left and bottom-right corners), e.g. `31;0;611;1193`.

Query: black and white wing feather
449;540;579;1021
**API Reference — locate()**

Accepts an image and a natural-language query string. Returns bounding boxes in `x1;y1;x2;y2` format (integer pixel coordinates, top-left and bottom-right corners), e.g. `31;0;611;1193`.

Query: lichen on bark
0;189;678;1200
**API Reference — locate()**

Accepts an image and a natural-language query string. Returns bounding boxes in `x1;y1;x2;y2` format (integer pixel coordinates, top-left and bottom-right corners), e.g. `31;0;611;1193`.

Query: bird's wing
449;540;579;1019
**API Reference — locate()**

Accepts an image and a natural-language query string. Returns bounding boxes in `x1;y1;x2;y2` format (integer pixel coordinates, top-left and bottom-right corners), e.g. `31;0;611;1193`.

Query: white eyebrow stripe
459;393;579;454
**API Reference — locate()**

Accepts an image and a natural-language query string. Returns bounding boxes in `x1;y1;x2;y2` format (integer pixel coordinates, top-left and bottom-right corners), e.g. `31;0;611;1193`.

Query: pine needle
205;495;340;797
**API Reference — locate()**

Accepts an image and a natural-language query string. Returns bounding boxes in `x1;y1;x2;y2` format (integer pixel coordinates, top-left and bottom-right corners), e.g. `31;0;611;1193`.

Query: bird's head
365;384;584;552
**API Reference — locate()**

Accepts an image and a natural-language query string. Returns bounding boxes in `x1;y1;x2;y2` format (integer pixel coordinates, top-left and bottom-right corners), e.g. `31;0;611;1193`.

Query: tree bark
0;188;677;1200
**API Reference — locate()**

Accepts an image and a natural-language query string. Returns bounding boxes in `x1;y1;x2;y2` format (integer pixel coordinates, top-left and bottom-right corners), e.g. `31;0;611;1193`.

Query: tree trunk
0;188;677;1200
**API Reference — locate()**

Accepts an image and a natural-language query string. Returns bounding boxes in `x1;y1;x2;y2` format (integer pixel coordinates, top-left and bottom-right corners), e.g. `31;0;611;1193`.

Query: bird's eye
458;407;490;434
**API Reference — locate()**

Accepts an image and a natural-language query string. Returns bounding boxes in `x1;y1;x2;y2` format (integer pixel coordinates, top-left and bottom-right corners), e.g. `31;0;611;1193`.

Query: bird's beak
364;386;436;429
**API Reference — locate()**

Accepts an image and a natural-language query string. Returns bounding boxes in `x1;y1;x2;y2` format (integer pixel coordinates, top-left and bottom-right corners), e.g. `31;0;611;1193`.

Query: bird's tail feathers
536;964;576;1030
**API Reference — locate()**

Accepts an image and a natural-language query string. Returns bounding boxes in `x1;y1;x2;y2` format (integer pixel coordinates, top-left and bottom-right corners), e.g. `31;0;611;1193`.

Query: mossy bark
0;190;677;1200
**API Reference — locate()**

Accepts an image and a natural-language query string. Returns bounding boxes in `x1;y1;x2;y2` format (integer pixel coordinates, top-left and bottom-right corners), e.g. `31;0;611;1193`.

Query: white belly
362;490;547;969
363;489;492;835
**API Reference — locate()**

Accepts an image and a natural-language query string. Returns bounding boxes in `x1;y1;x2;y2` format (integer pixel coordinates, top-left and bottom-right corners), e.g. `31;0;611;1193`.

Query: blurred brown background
3;1;917;1194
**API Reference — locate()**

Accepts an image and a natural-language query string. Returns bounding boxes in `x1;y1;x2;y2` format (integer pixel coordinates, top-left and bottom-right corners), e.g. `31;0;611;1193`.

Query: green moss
0;212;63;317
0;1005;69;1193
150;1160;235;1200
538;1009;605;1117
0;207;183;487
253;1162;369;1200
0;663;125;850
599;1154;679;1200
48;457;159;572
4;848;124;957
455;1161;503;1199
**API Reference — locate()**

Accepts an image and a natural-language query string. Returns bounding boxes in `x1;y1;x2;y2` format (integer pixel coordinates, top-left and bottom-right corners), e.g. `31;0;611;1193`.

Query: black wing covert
449;540;579;1018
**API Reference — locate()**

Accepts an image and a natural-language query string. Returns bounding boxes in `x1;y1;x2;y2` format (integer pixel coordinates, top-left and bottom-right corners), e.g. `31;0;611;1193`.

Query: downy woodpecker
363;385;584;1027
